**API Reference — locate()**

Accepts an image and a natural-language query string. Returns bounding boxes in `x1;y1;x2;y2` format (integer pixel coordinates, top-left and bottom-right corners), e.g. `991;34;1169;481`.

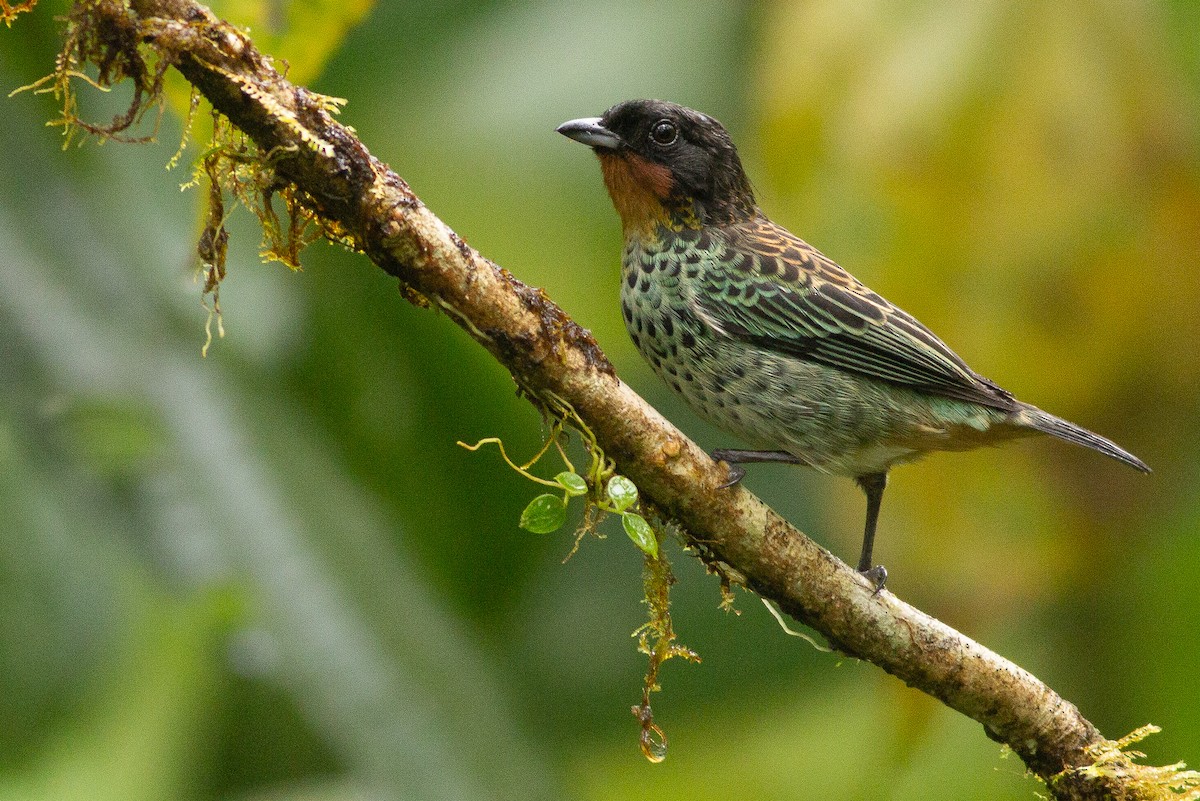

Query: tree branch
50;1;1191;798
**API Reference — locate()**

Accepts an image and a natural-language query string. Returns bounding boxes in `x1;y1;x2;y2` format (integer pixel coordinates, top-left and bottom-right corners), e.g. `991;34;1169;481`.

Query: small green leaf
622;513;658;558
520;494;567;534
606;475;638;511
555;471;588;497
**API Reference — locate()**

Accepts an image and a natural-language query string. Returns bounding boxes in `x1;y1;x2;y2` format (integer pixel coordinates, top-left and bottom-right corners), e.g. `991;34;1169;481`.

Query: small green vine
455;428;657;560
460;394;700;762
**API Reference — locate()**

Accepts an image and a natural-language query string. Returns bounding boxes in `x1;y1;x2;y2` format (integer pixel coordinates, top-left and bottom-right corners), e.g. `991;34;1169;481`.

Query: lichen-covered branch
35;2;1198;798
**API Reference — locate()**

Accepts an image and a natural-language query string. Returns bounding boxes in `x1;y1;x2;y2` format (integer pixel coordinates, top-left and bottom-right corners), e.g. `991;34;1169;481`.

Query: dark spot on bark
508;277;616;377
448;230;473;263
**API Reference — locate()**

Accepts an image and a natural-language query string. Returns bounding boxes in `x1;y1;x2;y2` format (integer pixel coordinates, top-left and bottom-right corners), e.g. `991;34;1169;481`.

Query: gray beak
556;117;622;150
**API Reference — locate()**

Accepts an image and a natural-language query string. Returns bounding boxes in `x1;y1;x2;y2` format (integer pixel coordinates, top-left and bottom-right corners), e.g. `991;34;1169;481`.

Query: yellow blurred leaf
162;0;374;118
209;0;374;87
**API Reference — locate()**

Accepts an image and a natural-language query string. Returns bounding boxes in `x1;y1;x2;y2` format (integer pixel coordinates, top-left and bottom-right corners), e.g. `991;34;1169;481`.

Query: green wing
691;217;1016;410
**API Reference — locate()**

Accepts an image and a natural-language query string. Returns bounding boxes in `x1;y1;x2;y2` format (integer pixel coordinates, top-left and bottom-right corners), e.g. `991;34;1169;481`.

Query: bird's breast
620;233;709;370
620;232;785;445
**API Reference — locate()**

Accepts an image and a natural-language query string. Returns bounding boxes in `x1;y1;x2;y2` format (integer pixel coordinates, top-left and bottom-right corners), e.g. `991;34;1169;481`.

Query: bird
556;99;1149;591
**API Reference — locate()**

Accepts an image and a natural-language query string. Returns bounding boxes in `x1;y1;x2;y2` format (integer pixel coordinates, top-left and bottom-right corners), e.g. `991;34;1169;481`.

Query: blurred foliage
1;1;1198;800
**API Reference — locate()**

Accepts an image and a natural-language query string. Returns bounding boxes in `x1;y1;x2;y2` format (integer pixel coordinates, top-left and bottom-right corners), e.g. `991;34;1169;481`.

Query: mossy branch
26;1;1199;798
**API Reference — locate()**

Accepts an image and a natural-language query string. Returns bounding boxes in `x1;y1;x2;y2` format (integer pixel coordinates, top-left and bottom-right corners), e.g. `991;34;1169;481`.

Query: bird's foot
712;448;802;488
711;449;747;488
716;461;746;489
858;565;888;596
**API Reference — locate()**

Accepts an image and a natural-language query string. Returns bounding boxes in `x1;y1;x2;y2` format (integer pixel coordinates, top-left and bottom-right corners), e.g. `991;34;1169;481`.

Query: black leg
855;472;888;593
711;449;804;489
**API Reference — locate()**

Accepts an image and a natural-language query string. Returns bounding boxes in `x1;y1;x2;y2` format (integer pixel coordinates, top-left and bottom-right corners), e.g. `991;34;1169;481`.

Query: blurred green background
1;1;1198;799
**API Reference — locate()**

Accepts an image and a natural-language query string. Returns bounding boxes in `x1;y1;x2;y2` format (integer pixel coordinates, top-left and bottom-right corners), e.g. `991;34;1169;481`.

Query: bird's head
557;99;757;237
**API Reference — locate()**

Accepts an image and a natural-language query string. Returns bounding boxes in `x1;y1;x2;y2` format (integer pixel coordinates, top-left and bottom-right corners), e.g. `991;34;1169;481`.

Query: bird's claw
717;463;745;489
712;451;746;488
859;565;888;596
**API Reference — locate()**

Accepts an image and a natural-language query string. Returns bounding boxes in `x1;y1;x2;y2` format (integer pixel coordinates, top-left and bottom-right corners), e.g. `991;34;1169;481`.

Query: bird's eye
650;120;678;146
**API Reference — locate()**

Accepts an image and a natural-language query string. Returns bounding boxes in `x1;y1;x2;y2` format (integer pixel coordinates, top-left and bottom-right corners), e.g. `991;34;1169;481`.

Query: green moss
1050;725;1200;800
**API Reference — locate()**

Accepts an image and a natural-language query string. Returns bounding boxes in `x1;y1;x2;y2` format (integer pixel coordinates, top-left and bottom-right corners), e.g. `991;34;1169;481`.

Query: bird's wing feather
691;216;1015;410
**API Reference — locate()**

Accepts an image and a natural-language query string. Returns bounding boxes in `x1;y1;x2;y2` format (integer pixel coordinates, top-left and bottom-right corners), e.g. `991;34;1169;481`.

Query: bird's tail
1015;403;1150;473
